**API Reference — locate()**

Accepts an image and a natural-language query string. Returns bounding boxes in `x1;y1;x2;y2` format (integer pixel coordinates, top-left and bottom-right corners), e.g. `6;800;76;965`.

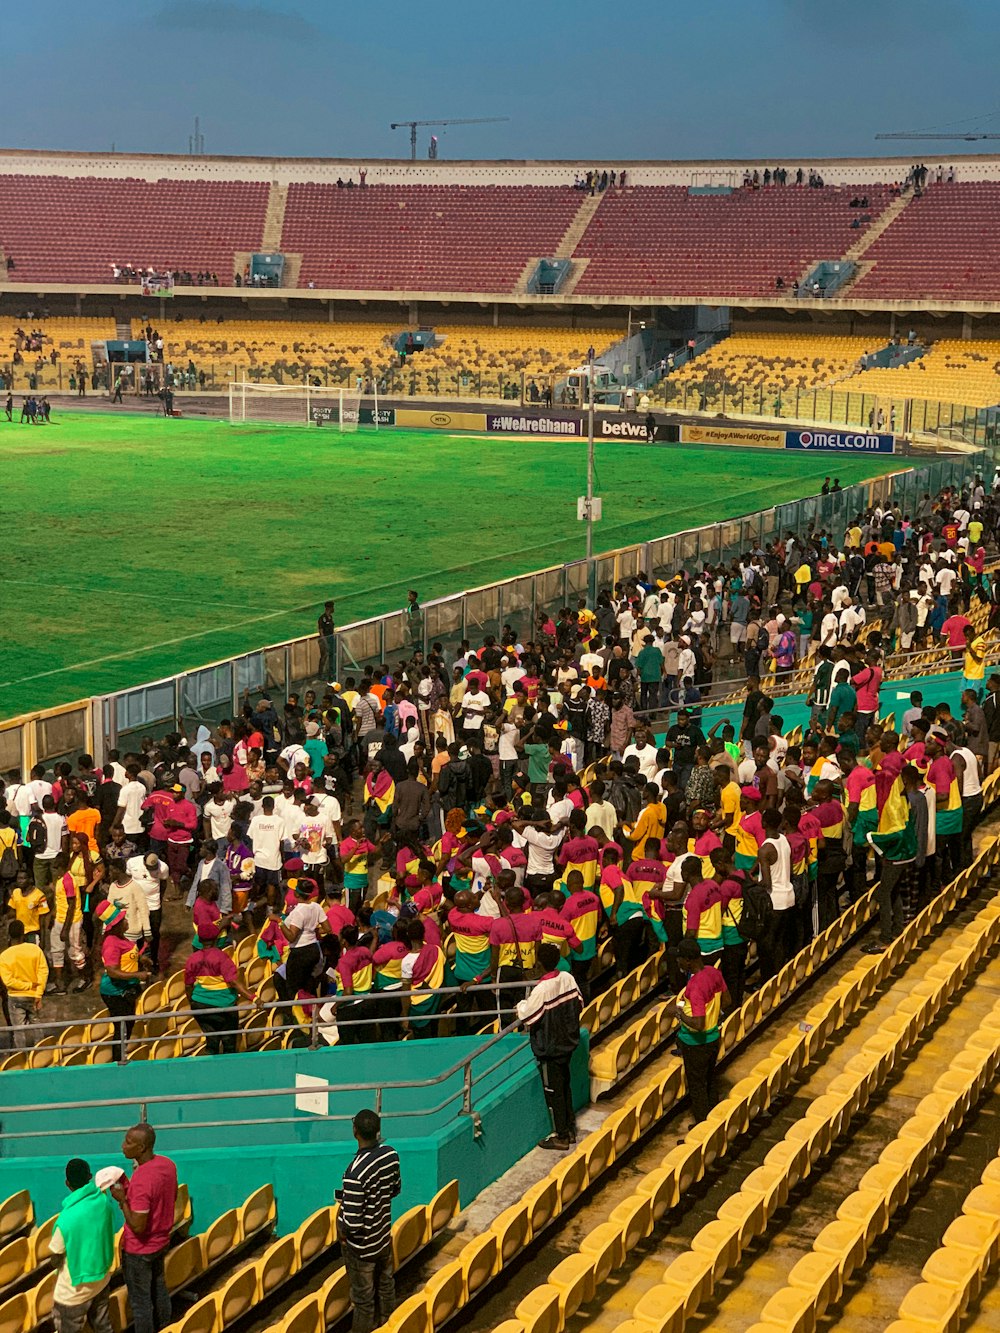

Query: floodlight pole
586;351;595;599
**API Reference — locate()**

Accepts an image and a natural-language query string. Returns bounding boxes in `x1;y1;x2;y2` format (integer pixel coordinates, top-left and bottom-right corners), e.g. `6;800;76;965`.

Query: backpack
0;840;16;879
735;882;773;943
25;818;47;854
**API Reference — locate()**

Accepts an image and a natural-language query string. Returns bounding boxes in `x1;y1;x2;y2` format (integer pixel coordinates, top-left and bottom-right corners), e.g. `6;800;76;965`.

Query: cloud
149;0;325;42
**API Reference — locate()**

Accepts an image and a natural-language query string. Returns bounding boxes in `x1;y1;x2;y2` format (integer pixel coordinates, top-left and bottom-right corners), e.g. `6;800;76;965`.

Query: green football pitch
0;411;899;719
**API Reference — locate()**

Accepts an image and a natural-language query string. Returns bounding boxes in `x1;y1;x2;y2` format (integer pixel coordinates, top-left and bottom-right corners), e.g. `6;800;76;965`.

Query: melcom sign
785;429;895;454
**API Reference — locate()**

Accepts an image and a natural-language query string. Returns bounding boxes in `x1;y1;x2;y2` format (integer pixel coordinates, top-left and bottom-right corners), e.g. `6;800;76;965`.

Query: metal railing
654;376;1000;448
11;980;533;1063
0;1007;529;1142
0;451;985;782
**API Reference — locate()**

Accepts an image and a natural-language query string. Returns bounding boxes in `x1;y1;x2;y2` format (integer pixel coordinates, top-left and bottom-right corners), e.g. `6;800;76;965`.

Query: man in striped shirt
336;1110;402;1333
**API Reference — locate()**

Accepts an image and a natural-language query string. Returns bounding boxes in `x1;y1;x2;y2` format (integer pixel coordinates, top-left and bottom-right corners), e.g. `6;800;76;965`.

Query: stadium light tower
389;117;509;161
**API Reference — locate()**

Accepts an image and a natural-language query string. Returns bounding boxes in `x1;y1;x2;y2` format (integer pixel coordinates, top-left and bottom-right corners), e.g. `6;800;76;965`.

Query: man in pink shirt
851;651;884;738
110;1123;178;1333
940;608;973;667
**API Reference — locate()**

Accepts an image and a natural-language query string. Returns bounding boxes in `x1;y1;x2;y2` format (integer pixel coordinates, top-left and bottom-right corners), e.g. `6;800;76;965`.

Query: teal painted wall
0;1031;590;1233
659;668;966;743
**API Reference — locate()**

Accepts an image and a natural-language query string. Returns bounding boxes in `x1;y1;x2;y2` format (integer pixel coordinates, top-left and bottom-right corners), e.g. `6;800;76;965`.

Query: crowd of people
0;473;996;1121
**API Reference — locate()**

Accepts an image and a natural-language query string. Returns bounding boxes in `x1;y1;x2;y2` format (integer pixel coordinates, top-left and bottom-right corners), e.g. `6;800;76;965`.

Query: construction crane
876;132;1000;141
390;117;509;161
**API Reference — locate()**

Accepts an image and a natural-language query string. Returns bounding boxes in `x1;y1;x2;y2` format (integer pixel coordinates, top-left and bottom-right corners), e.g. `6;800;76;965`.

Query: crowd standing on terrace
0;473;997;1129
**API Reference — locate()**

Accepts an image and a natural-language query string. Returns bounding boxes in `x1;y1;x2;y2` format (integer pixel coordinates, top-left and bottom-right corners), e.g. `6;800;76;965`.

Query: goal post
227;381;362;429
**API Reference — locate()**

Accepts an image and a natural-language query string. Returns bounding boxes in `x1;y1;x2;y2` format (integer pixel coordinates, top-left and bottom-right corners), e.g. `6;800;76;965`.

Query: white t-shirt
285;901;326;946
117;781;147;836
501;666;526;695
280;744;310;772
498;722;519;763
623;744;659;782
936;567;958;596
585;800;617;839
293;808;336;865
462;690;490;730
831;586;851;611
204;798;233;842
36;812;67;861
126;855;168;911
28;778;53;807
820;613;840;647
248;814;284;871
522;827;564;876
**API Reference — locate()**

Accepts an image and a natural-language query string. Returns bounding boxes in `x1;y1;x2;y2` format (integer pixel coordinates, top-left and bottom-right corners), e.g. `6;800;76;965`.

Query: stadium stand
660;331;876;396
841;337;1000;408
571;185;896;297
0;317;116;366
0;176;268;284
280;184;584;292
851;181;1000;302
134;319;610;389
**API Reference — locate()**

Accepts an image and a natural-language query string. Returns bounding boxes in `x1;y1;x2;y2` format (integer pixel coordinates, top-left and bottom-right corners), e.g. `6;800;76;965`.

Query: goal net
228;382;362;429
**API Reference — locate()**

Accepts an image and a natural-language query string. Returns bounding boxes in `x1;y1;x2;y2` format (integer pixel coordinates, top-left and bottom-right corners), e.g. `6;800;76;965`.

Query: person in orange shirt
66;789;102;854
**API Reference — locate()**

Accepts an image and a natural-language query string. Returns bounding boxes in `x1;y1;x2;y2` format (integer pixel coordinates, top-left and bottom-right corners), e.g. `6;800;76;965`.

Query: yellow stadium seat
173;1294;218;1333
238;1184;275;1240
425;1262;465;1326
383;1294;431;1333
164;1237;204;1292
31;1270;56;1324
0;1238;29;1290
216;1266;258;1325
514;1285;562;1333
293;1208;333;1266
0;1291;31;1333
200;1210;239;1267
490;1205;531;1265
580;1220;625;1285
897;1282;965;1330
391;1206;430;1269
609;1194;653;1250
547;1252;596;1319
319;1267;351;1326
550;1151;588;1210
787;1250;843;1311
281;1294;322;1333
522;1178;559;1235
29;1217;55;1265
758;1284;820;1333
428;1179;459;1235
691;1217;742;1278
458;1232;498;1298
108;1285;131;1333
255;1235;298;1298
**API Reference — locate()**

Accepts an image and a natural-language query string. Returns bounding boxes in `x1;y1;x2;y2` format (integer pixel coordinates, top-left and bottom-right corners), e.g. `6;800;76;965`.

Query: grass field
0;412;899;718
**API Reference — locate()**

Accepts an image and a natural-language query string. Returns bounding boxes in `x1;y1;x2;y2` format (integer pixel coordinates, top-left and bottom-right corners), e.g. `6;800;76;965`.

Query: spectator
336;1109;401;1333
110;1124;178;1333
50;1157;117;1333
0;920;48;1047
515;941;583;1148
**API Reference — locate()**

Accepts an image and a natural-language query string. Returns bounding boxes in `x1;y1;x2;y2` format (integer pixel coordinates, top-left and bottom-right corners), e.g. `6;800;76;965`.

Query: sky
3;0;999;163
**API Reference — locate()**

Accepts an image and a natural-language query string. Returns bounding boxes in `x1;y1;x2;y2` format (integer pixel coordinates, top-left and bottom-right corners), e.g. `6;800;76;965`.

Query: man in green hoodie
49;1158;116;1333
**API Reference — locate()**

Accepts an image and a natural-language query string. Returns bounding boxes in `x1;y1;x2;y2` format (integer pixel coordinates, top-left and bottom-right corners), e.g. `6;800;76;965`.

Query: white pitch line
0;577;250;610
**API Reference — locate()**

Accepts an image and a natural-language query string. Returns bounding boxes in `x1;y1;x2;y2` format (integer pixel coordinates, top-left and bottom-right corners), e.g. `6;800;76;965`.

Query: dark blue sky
5;0;997;161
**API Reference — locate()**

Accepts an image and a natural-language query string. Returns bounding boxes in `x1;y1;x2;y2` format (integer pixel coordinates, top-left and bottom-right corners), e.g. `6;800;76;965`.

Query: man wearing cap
97;900;150;1059
50;1157;117;1333
151;786;198;892
107;866;151;953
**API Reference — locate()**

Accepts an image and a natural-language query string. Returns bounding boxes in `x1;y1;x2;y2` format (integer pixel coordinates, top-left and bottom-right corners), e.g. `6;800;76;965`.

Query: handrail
0;1012;530;1139
9;978;533;1058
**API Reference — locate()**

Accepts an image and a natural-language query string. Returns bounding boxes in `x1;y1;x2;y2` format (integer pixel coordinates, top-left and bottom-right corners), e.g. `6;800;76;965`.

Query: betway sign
596;418;675;441
785;429;895;454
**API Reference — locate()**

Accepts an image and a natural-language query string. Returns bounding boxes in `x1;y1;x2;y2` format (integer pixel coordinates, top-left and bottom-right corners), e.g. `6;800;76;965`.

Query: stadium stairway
345;813;1000;1333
